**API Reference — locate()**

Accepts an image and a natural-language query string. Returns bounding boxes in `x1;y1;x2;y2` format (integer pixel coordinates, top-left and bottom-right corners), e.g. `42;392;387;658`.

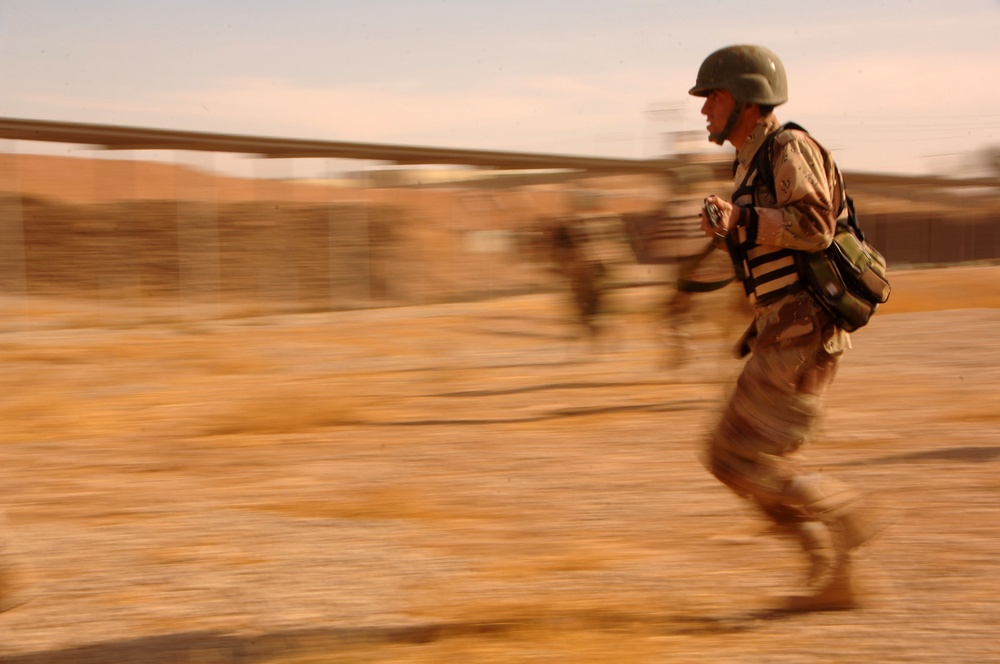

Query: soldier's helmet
688;45;788;106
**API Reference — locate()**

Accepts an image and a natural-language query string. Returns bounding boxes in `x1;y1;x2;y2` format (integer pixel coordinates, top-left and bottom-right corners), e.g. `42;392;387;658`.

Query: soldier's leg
775;473;896;611
784;347;890;552
660;258;698;365
784;473;889;552
754;499;837;587
572;273;602;340
776;347;889;609
663;289;694;366
706;342;883;609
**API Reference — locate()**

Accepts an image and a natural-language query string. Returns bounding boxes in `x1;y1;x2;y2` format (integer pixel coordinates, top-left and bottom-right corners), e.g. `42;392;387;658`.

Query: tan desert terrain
0;153;999;662
0;264;997;663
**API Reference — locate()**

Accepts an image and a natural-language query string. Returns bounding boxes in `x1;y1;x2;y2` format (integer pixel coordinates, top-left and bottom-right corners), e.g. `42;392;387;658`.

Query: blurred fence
862;211;1000;266
0;153;567;318
1;119;999;321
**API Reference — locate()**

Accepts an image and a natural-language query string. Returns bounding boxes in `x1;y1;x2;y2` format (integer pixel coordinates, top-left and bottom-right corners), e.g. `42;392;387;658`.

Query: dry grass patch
244;487;451;521
945;399;1000;423
882;265;1000;314
0;389;101;440
478;542;638;579
202;383;370;435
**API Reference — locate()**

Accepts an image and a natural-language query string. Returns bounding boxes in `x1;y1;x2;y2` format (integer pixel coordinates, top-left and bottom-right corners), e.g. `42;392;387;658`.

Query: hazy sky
3;0;999;175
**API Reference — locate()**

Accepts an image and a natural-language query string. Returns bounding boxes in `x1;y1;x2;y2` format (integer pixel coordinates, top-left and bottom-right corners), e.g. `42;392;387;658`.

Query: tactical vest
726;123;845;305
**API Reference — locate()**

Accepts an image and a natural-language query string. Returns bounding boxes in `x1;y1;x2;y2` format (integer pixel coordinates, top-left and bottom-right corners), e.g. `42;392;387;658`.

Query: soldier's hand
701;195;734;237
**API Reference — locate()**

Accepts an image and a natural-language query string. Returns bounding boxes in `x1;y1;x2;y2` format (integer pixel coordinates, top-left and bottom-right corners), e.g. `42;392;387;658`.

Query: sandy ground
0;265;999;663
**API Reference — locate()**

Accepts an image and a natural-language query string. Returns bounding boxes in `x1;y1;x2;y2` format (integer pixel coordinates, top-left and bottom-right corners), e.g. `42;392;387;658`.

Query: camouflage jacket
727;116;850;356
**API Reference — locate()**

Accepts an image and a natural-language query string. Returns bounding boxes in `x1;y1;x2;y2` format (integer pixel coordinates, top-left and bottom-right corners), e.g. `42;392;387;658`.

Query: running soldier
689;45;887;611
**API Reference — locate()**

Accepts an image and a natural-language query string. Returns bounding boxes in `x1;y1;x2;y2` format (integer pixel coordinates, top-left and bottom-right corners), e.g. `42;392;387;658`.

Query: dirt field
0;264;999;663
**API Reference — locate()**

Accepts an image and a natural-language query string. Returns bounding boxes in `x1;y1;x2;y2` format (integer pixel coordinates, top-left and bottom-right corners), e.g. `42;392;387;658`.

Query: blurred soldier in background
690;44;887;611
657;165;747;367
546;217;607;341
621;165;750;367
542;190;610;343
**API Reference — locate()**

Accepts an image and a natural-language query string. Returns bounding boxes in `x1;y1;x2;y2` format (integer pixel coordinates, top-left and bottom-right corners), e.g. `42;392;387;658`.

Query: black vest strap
726;123;808;300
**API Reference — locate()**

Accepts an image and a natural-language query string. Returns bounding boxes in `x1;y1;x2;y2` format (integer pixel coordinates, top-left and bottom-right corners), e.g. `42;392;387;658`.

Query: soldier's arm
735;132;840;253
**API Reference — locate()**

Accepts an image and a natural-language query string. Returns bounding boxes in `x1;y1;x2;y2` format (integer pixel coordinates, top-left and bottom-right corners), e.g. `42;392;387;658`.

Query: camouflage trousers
706;334;857;528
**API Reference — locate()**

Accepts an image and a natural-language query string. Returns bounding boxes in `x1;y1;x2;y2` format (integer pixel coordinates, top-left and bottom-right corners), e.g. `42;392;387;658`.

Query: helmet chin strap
708;102;746;146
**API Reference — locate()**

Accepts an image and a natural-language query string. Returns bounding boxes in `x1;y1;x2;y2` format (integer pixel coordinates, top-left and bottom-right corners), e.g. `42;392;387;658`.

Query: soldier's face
700;89;736;137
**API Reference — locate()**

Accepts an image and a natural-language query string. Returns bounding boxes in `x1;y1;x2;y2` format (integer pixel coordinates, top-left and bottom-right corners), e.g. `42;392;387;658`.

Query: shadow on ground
838;445;1000;467
2;609;783;663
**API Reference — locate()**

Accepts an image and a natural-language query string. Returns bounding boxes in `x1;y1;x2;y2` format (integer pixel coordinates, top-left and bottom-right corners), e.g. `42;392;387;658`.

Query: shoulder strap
753;122;867;243
754;122;807;201
732;122;805;204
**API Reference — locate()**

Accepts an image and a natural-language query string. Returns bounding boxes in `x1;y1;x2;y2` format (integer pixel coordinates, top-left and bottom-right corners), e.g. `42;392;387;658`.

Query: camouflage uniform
708;116;880;594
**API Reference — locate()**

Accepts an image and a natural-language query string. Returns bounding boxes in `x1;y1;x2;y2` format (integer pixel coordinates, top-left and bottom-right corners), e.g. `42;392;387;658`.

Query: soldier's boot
775;475;895;612
783;550;858;612
786;474;892;552
796;520;837;588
